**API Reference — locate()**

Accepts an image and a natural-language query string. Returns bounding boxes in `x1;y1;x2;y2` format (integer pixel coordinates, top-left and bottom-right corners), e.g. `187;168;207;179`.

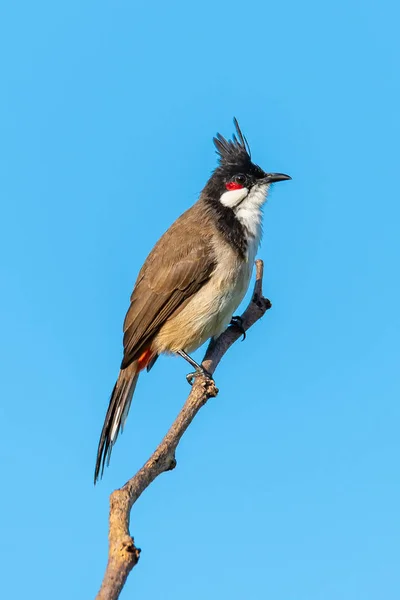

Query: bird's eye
225;174;246;191
235;174;246;185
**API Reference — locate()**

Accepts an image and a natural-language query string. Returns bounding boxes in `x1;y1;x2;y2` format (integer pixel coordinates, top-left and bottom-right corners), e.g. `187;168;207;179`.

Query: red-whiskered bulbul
94;118;290;482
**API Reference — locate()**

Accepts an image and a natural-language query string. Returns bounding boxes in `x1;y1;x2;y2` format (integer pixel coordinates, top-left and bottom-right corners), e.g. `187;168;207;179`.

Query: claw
186;367;212;386
230;315;246;341
186;371;197;385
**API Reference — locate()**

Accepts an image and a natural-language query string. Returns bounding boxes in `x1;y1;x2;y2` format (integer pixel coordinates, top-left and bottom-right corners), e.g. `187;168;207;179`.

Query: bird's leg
229;315;246;341
177;350;212;385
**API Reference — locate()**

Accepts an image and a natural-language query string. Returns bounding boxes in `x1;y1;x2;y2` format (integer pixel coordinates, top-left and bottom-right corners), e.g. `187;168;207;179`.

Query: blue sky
1;0;399;598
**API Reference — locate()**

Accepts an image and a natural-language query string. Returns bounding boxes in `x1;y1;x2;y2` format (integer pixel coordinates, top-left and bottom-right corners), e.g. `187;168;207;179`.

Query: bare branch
96;259;271;600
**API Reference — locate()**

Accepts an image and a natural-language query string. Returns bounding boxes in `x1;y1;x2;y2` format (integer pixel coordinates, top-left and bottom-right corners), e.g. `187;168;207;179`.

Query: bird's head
202;118;291;213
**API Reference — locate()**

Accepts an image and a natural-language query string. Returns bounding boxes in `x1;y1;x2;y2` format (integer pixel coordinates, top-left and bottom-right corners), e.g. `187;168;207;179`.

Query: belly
154;258;253;354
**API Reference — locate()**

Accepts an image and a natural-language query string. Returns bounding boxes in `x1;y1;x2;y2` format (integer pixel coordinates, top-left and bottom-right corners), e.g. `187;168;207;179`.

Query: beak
262;173;291;184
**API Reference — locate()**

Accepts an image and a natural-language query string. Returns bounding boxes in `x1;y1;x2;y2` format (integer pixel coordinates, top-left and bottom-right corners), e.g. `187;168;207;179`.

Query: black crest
213;118;252;167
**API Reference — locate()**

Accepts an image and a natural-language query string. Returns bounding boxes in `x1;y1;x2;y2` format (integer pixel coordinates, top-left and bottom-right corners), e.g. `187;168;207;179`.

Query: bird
94;118;291;482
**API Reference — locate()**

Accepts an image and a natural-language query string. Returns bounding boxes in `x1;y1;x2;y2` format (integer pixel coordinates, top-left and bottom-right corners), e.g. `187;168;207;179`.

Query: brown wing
120;205;215;369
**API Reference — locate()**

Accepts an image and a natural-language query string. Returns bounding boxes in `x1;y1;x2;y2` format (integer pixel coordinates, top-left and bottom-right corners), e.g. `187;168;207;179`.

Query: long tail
94;361;140;483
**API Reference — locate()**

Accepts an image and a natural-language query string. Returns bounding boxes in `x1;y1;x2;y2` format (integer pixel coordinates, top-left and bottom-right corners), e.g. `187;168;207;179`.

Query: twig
95;259;271;600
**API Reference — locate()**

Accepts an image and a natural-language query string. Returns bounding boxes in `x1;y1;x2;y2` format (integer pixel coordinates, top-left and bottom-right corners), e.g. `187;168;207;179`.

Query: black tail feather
94;364;139;483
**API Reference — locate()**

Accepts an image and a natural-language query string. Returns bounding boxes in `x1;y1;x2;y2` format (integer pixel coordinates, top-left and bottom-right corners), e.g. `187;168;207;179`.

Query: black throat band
204;197;248;260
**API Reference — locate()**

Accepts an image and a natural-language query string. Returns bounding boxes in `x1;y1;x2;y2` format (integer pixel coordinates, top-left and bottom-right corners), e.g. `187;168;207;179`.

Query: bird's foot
186;366;213;386
177;349;214;386
230;315;246;341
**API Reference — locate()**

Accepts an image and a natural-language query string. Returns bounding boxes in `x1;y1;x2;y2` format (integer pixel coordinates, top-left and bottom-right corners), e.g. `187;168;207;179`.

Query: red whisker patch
225;181;244;191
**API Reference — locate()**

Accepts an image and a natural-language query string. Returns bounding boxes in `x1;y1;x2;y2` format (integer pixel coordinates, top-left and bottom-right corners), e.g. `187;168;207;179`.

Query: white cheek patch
220;187;249;208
